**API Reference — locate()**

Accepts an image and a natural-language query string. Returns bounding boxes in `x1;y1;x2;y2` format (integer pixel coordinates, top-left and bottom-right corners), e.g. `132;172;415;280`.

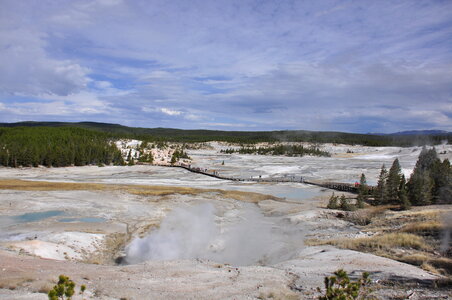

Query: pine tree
408;168;433;206
171;153;177;165
327;193;339;209
387;158;402;203
407;147;439;206
127;149;135;166
374;165;388;205
339;194;353;211
148;152;154;163
416;146;438;171
398;175;411;210
430;158;452;204
127;149;132;162
356;173;368;208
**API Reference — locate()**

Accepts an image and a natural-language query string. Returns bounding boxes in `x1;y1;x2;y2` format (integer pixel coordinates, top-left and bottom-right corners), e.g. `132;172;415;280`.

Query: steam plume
441;211;452;254
125;202;300;266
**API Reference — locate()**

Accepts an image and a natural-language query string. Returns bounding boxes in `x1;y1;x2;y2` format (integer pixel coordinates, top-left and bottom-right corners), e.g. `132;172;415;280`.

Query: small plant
48;275;86;300
327;193;339;209
328;194;356;211
340;194;355;211
318;269;370;300
356;196;365;209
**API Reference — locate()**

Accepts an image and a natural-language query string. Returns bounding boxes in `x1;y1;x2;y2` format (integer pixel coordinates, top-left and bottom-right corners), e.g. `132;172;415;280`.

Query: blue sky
0;0;451;133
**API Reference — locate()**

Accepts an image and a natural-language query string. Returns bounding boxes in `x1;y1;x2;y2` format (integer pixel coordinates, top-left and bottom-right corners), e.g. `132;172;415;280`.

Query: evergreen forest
0;127;124;167
221;145;331;157
1;121;450;146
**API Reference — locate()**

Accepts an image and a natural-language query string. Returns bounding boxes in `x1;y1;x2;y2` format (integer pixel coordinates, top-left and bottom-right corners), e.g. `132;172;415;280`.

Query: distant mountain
370;130;451;136
1;121;451;146
390;130;450;136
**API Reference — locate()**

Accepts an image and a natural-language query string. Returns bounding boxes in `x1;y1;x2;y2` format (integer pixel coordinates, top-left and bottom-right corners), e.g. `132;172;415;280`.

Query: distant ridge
390;130;450;136
0;121;450;146
370;130;451;136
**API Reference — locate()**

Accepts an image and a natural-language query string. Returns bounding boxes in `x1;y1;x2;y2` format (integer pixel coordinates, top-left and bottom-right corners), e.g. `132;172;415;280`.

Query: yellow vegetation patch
398;209;440;218
308;233;431;252
362;206;446;233
318;204;452;276
125;186;206;197
344;205;396;225
399;253;431;266
428;257;452;275
401;221;443;234
125;185;281;203
0;179;105;191
398;254;452;275
0;179;281;203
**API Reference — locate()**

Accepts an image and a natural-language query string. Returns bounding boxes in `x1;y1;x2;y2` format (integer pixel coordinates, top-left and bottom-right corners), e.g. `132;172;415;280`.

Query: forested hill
0;127;124;167
0;121;451;146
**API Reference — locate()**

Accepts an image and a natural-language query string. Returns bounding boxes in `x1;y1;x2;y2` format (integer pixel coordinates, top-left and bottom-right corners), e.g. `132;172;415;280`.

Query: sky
0;0;451;133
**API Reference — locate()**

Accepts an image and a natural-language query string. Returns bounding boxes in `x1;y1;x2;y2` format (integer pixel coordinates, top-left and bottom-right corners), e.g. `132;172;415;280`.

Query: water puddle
0;210;66;225
0;211;106;226
59;217;106;223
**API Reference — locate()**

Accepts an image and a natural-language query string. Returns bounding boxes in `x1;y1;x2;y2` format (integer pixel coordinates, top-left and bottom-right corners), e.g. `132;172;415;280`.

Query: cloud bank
0;0;451;132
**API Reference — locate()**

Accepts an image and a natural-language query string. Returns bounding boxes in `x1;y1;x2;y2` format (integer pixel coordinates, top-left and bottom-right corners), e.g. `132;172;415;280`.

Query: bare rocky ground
0;143;451;299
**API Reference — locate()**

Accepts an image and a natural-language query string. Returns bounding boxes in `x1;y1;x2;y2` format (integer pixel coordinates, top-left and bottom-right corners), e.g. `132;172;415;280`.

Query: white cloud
142;106;182;116
0;27;89;96
160;108;181;116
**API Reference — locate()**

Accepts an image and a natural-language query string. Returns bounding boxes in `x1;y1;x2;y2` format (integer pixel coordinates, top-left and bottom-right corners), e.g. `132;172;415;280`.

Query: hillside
0;121;450;146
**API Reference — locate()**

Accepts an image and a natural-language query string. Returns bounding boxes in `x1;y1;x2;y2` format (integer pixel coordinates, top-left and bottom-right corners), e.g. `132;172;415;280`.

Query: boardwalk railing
304;181;359;193
161;163;361;194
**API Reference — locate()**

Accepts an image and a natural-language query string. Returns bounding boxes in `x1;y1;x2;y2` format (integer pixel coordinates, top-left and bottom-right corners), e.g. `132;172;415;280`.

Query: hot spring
123;202;305;266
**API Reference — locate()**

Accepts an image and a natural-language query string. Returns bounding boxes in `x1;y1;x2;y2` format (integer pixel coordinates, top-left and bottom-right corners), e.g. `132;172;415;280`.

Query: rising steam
441;211;452;254
125;202;301;266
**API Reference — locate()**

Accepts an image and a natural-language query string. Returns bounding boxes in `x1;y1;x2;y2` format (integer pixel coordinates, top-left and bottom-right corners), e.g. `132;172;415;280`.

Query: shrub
318;269;370;300
327;193;339;209
356;196;365;209
340;195;355;211
48;275;85;300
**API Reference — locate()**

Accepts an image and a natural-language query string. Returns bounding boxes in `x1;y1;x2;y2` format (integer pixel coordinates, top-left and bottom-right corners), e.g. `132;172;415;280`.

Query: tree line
2;121;450;146
0;127;124;167
220;145;331;157
358;147;451;208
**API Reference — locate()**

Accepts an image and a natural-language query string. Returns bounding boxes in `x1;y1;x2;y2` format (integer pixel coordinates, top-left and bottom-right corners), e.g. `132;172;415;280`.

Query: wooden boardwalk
169;163;360;194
